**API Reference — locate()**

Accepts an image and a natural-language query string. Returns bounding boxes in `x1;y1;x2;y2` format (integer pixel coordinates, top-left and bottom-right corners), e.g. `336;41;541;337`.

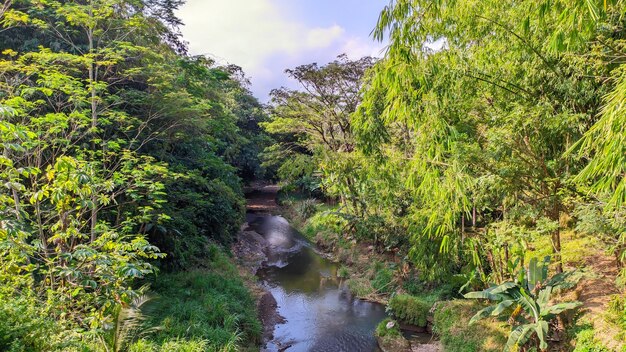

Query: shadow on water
247;213;387;352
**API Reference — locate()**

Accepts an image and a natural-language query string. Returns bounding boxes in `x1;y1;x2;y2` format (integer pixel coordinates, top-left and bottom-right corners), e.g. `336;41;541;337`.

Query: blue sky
177;0;389;101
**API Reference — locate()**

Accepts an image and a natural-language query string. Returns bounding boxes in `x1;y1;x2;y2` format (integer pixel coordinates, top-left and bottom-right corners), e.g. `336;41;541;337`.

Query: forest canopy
0;0;270;350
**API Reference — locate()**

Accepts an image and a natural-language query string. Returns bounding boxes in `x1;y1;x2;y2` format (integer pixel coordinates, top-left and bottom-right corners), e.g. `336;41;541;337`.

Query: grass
387;294;436;327
347;277;375;297
432;300;508;352
526;229;606;268
139;246;261;351
569;324;612;352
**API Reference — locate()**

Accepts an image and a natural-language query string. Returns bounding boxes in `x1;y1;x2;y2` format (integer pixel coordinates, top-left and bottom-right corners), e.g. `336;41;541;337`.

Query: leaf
541;301;582;317
491;299;515;315
490;282;517;295
535;320;549;350
537;286;552;308
468;305;497;325
509;287;540;321
505;324;534;352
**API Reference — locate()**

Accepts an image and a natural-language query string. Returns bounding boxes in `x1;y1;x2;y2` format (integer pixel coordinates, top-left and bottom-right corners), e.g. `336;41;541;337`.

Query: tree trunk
550;200;563;273
472;206;476;227
87;12;99;242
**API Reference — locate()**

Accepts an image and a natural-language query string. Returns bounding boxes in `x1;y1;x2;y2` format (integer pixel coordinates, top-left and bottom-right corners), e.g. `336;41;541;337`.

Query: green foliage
572;326;612;352
0;292;62;351
0;0;268;349
99;292;157;352
129;339;212;352
337;265;350;279
464;257;581;351
302;210;347;240
572;67;626;209
372;265;396;295
606;295;626;339
574;203;626;280
387;294;434;327
346;277;375;298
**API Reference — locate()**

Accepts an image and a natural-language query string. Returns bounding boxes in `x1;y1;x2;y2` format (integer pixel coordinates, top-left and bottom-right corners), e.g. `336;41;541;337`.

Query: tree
353;0;614;276
263;55;375;205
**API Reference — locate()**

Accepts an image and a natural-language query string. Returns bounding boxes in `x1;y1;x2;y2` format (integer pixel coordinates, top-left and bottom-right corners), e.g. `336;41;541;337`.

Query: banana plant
464;256;581;351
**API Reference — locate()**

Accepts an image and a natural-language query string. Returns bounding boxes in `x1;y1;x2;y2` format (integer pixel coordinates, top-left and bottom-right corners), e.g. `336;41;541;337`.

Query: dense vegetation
265;0;626;350
0;0;269;350
2;0;626;351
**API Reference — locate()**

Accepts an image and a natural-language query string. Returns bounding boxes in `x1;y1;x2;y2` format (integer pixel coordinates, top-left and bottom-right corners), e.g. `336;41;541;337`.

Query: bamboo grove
265;0;626;284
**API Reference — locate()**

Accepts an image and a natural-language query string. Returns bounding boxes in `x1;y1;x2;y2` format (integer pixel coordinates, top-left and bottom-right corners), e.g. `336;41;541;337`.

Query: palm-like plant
99;291;159;352
464;257;581;351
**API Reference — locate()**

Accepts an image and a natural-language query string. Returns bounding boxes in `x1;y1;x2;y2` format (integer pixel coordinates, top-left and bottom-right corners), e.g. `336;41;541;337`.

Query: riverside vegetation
0;1;270;350
267;1;626;351
1;1;626;352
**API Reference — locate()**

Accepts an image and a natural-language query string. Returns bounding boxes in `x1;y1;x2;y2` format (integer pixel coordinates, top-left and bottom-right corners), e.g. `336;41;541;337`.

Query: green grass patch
347;277;375;297
387;294;435;327
433;300;508;352
526;230;605;268
570;324;612;352
144;247;261;351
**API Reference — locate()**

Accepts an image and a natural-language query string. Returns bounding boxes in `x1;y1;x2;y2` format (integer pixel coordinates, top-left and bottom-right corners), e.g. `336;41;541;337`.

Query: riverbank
238;185;443;351
276;191;625;352
235;185;388;351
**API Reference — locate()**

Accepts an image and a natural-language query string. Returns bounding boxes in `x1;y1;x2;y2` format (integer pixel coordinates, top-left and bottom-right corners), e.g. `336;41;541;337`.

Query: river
246;213;387;352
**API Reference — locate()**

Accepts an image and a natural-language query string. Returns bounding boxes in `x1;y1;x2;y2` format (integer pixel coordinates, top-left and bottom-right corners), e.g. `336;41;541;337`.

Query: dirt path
577;253;623;350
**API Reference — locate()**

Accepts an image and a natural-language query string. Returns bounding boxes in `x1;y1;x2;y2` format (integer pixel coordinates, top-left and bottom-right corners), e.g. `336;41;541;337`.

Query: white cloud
306;25;345;48
177;0;385;99
340;37;386;59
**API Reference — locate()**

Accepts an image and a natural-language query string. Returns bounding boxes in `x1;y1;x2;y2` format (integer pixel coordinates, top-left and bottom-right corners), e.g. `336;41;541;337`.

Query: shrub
338;266;350;278
155;172;245;269
387;294;434;327
347;277;374;297
0;295;59;351
572;327;611;352
295;198;319;219
303;211;347;237
372;266;395;295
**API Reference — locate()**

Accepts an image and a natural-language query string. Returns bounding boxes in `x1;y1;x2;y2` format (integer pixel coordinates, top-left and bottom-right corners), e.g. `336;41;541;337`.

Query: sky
176;0;389;101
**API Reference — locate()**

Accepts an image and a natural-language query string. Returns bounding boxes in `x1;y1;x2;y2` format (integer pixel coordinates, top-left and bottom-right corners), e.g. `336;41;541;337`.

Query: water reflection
248;214;386;352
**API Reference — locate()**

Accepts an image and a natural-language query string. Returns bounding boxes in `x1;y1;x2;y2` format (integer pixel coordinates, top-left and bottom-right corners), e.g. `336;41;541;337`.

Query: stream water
246;213;387;352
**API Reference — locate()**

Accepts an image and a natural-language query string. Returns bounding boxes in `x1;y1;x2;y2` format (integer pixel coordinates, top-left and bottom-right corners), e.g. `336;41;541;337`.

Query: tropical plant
464;257;581;351
98;291;158;352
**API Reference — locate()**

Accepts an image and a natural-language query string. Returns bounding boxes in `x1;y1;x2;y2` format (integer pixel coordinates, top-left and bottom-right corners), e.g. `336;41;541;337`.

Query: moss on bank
375;318;411;352
388;294;435;327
